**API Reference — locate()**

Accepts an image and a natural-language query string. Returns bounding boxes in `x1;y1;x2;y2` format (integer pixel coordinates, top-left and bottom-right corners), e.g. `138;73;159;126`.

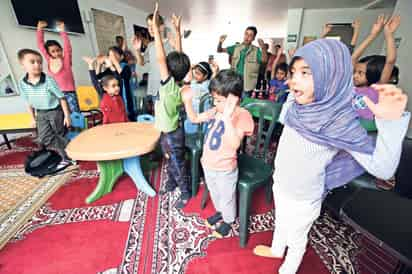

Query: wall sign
287;34;297;43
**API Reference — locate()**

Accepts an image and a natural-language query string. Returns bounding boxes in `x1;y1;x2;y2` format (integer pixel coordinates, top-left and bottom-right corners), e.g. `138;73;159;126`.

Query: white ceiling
118;0;397;39
288;0;397;9
117;0;397;64
119;0;289;38
120;0;397;12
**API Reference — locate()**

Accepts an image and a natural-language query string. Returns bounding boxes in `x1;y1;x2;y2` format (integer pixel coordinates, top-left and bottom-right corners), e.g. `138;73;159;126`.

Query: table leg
123;156;156;197
2;134;11;149
86;160;124;204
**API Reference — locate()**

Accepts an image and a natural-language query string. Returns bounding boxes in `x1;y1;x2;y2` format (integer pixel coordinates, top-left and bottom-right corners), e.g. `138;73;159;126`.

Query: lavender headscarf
284;39;375;191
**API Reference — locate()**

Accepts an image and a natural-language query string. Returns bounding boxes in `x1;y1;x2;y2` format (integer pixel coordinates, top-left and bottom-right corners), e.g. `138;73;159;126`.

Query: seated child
268;62;288;102
182;69;254;238
353;66;399;120
353;86;379;120
17;49;72;167
99;75;128;124
184;61;213;134
352;15;400;120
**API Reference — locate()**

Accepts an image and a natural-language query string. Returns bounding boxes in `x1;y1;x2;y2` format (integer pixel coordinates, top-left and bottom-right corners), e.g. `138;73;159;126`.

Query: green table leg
86;160;124;204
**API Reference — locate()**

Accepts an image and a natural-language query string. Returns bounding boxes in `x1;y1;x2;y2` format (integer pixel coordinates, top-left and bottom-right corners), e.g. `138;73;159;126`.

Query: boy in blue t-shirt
268;62;288;103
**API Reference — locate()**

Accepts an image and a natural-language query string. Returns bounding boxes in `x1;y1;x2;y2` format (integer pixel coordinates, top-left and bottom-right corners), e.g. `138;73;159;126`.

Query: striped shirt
274;94;410;202
18;73;64;110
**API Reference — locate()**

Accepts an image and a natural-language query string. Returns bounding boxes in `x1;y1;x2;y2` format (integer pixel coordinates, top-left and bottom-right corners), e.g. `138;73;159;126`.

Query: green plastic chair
200;99;283;247
359;118;377;132
241;97;278;121
237;100;283;247
185;93;213;197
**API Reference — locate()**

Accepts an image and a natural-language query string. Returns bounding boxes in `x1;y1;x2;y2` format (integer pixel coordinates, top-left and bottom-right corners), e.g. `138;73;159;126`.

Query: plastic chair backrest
70;112;86;129
359;118;377;132
241;100;282;160
76;86;100;111
137;114;154;123
197;93;213;144
276;90;289;104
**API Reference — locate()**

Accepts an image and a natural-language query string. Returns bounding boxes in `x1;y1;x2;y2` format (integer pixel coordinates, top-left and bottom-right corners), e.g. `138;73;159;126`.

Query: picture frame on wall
0;36;18;97
91;8;126;55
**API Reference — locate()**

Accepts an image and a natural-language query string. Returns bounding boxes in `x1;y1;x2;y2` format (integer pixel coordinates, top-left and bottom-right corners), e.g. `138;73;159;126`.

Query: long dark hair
44;40;62;55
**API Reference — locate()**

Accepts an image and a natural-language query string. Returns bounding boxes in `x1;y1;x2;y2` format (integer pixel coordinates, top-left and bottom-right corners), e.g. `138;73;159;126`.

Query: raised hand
288;47;296;58
276;46;284;57
364;84;408;120
371;14;386;36
96;54;106;65
82;56;95;66
223;94;239;120
384;15;401;35
257;38;265;48
37;20;47;30
352;19;361;30
322;24;333;35
219;34;227;43
56;21;65;32
152;2;159;30
171;13;182;31
131;35;142;51
104;57;113;68
210;61;219;76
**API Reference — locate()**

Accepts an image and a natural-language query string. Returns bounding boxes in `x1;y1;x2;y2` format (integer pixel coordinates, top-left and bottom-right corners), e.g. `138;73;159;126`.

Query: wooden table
0;113;36;149
66;122;160;203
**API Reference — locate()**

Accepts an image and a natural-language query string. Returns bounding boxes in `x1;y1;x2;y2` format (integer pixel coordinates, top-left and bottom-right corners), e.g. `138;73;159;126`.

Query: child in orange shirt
182;69;254;237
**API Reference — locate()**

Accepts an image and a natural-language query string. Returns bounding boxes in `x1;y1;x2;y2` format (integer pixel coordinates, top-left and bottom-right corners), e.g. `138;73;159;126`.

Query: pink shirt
37;29;76;92
201;108;254;171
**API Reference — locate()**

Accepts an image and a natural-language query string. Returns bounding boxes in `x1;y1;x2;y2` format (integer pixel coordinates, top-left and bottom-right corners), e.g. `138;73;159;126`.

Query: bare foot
253;245;284;258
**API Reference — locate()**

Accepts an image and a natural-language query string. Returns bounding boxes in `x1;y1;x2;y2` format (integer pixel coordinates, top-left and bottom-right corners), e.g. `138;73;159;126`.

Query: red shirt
100;94;128;124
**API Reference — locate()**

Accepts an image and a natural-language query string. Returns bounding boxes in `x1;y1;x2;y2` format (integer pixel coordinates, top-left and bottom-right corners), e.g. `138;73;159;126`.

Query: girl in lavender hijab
253;39;410;274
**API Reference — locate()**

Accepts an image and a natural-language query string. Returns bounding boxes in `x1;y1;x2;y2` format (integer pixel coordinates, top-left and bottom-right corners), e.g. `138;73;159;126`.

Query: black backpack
24;149;65;178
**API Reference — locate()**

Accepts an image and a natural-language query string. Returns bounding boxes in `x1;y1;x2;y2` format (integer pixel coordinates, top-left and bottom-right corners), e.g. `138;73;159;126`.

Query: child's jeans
63;91;80;113
160;126;190;197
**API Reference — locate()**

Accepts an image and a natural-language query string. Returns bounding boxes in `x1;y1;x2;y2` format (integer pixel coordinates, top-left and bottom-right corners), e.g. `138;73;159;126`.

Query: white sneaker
56;159;72;170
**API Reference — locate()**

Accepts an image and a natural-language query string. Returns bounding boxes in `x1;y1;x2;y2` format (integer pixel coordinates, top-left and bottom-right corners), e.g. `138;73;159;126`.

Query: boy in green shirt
152;3;191;208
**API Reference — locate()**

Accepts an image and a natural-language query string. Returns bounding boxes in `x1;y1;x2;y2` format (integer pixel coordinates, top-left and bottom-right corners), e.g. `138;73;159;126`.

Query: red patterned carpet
0;136;400;274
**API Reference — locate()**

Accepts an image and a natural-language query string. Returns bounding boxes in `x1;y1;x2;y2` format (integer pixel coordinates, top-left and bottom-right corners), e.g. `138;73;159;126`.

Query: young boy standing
182;69;254;237
17;49;72;166
151;3;191;208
